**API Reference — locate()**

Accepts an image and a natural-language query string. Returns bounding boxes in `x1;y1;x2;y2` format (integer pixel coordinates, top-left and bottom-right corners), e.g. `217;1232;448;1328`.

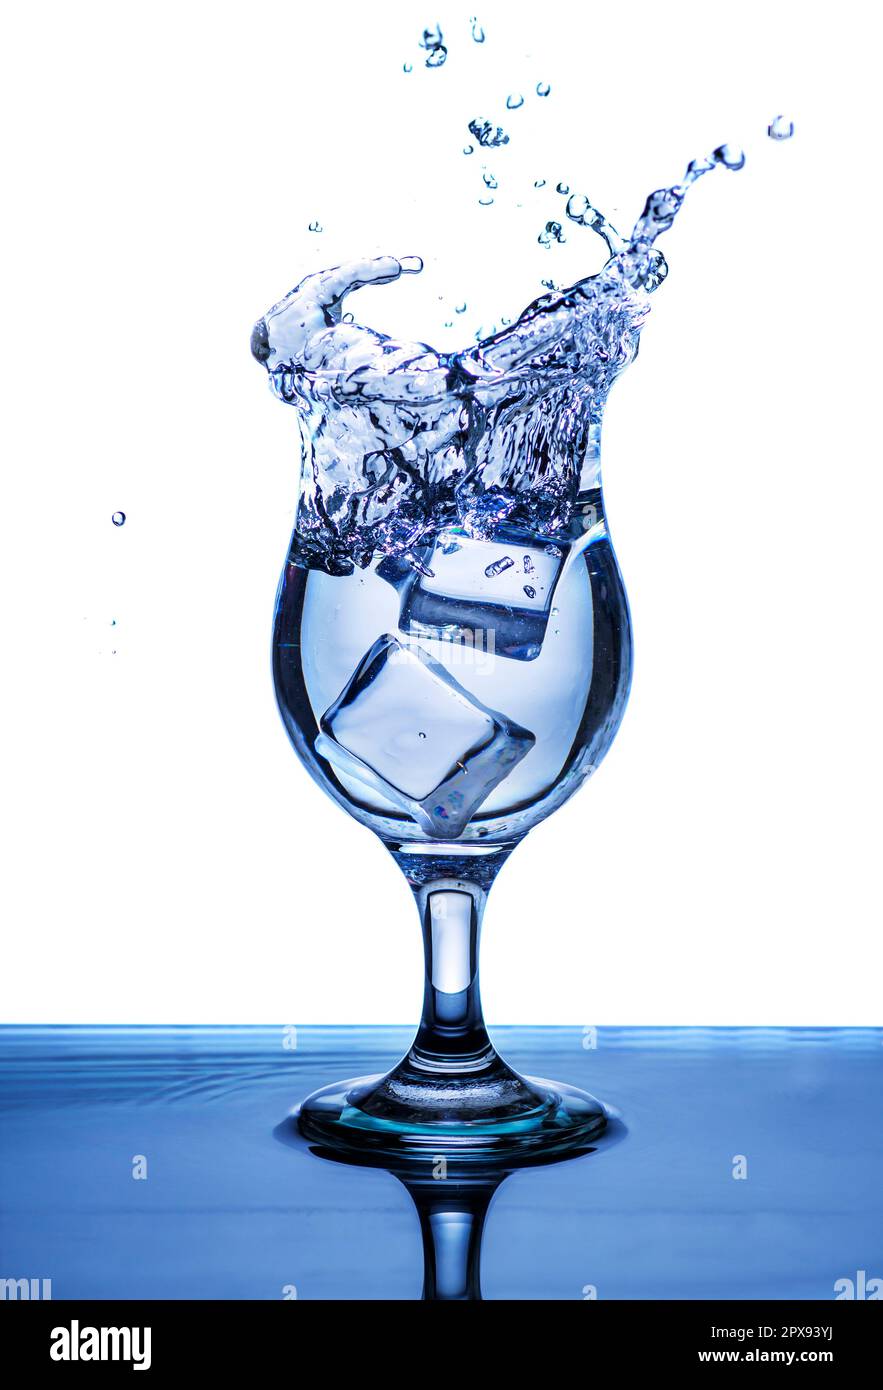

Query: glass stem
389;845;515;1073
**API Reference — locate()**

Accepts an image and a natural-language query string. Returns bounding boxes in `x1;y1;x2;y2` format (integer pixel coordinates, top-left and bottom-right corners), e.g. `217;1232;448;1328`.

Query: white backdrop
2;0;880;1024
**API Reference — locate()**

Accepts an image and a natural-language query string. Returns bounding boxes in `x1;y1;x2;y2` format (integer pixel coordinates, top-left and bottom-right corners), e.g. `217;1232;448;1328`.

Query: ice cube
393;527;566;660
315;634;535;837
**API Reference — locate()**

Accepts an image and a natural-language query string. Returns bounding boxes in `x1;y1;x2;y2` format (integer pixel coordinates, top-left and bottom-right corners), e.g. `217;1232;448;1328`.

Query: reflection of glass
275;1114;627;1300
262;312;632;1158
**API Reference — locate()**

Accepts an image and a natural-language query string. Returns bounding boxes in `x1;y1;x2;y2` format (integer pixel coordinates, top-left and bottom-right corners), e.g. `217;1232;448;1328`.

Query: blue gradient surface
0;1027;880;1300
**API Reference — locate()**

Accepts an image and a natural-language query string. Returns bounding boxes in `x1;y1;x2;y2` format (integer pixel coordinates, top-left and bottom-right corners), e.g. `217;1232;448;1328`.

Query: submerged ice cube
393;527;567;661
314;634;535;837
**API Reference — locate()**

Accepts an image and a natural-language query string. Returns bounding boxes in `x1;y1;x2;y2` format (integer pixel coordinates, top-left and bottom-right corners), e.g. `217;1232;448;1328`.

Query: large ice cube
315;634;535;837
392;527;567;661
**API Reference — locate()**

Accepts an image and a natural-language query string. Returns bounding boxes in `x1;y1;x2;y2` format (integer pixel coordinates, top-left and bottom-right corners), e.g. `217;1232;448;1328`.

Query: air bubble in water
536;82;551;97
471;19;485;42
506;93;524;110
524;584;536;598
485;556;514;578
768;114;794;141
308;220;323;233
112;511;126;527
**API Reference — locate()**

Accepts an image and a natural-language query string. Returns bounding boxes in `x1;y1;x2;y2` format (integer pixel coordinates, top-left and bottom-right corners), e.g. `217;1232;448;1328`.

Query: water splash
253;49;762;577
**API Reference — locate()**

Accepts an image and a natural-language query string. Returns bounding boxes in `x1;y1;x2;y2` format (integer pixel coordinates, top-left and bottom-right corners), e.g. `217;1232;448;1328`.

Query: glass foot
294;1055;608;1164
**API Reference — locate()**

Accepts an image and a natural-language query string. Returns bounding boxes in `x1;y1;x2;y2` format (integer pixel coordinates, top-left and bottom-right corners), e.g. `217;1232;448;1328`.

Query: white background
2;1;880;1024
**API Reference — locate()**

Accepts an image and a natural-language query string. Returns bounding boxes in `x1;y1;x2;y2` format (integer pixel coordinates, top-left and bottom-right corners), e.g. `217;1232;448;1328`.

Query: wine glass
253;275;633;1164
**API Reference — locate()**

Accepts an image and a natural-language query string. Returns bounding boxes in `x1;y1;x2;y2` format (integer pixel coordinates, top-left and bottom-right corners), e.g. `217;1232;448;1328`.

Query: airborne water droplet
455;302;467;313
403;62;412;74
534;178;546;188
556;181;570;195
463;144;474;155
111;511;126;527
478;195;495;206
713;143;745;171
536;81;551;97
468;118;510;148
565;192;590;222
308;220;323;233
482;172;498;189
768;114;794;141
471;19;485;42
399;255;424;274
420;23;447;68
506;93;524;110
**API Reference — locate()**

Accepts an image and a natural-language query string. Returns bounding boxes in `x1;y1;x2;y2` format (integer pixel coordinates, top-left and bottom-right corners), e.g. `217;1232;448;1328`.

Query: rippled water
1;1028;880;1299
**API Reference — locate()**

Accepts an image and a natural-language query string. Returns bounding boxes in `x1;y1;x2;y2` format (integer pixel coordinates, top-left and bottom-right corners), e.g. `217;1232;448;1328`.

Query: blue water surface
0;1027;880;1300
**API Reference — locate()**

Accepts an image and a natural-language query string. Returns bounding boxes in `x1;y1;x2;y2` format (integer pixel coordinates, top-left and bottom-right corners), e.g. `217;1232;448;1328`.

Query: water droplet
540;278;557;290
308;220;323;233
455;302;467;313
111;511;126;527
471;20;485;43
482;172;498;189
418;731;427;739
399;255;424;274
534;178;546;188
524;584;536;599
713;143;745;171
403;62;412;74
342;312;355;323
469;118;510;148
485;556;514;577
506;93;524;110
542;220;565;245
768;114;794;141
565;192;590;222
523;555;534;573
420;24;447;68
463;144;474;155
478;195;495;206
556;181;570;195
536;81;551;97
